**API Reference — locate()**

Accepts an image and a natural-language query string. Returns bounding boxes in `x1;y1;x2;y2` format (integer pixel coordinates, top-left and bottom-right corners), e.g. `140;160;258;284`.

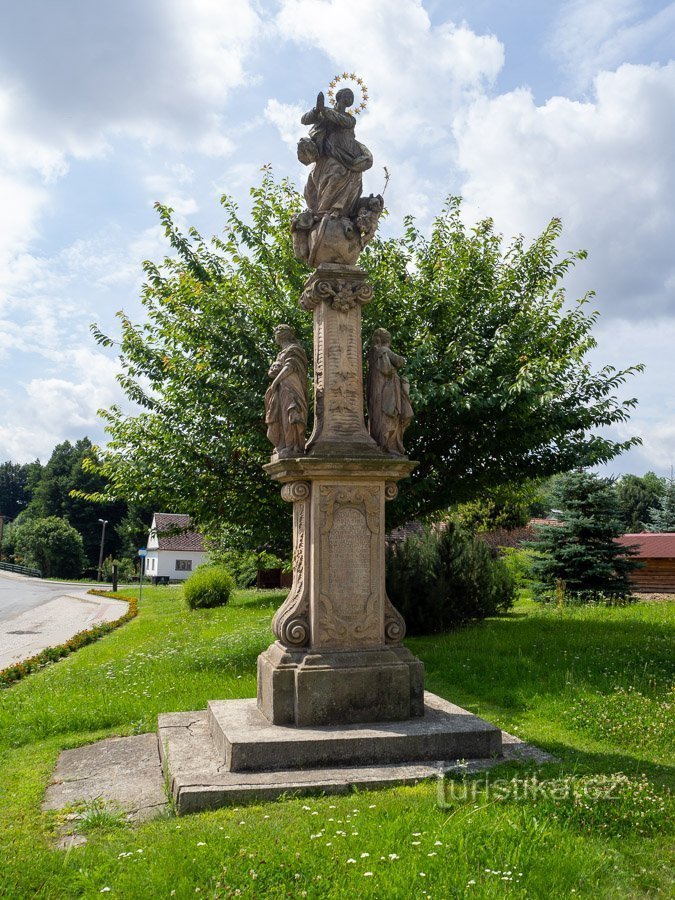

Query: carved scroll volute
383;480;406;643
272;481;311;648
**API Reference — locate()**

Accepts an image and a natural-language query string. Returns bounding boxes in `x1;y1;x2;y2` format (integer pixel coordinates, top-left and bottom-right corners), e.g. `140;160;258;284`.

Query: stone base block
207;692;501;773
257;642;424;726
157;694;528;814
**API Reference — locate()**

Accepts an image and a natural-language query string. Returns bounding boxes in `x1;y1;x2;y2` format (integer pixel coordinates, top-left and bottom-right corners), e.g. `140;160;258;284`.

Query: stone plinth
259;456;421;726
208;693;501;772
258;643;423;727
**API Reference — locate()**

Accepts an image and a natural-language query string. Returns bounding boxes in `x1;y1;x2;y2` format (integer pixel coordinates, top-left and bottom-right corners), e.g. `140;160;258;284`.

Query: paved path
0;571;128;669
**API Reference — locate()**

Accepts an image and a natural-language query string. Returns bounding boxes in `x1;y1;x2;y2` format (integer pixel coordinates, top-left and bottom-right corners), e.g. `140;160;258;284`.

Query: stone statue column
257;84;423;727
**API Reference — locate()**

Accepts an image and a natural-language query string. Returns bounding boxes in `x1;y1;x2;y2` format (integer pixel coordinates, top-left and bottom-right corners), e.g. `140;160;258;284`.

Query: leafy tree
90;172;642;553
450;481;541;533
530;471;639;603
0;461;41;521
115;504;155;558
644;475;675;532
28;438;127;566
10;516;85;578
615;472;665;532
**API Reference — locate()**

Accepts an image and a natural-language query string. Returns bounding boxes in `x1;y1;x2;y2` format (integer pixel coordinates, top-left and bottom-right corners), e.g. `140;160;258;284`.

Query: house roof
151;513;205;552
616;533;675;558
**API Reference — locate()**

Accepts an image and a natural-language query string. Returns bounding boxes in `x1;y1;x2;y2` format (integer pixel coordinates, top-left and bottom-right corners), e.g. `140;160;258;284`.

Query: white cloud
0;348;124;463
550;0;675;90
0;0;261;186
264;100;306;152
454;61;675;318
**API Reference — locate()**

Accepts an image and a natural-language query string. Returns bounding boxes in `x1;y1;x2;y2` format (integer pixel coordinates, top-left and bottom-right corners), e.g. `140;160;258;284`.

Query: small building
616;533;675;593
144;513;206;583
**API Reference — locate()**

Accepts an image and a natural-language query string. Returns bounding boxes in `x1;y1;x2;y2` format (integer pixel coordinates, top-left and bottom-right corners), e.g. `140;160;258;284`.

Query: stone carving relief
291;87;384;268
316;484;382;646
272;481;311;648
264;325;309;459
367;328;414;456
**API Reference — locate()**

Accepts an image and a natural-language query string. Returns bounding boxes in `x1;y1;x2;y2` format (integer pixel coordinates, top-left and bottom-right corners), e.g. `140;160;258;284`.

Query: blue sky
0;0;673;477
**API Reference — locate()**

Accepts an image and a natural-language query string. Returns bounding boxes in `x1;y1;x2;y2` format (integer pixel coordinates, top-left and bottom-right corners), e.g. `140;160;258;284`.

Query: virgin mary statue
299;88;373;219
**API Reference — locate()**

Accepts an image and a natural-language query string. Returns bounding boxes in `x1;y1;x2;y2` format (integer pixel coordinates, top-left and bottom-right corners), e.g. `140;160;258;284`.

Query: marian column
257;80;424;726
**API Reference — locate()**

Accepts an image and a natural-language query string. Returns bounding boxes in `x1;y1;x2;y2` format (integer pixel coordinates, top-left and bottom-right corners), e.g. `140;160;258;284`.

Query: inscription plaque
328;506;371;608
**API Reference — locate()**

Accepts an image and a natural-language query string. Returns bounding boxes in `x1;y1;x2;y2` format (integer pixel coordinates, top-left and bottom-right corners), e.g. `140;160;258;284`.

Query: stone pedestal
258;456;423;726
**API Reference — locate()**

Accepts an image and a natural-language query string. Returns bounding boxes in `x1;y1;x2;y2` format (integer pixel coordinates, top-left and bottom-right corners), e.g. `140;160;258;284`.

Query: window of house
175;559;192;571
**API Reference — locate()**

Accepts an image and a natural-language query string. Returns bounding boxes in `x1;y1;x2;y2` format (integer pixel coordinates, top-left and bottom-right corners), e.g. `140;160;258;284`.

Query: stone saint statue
367;328;413;456
265;325;309;458
292;88;384;268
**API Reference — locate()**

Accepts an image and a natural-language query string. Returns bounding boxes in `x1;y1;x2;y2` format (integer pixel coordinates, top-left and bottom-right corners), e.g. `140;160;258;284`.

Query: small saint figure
367;328;413;456
265;325;309;458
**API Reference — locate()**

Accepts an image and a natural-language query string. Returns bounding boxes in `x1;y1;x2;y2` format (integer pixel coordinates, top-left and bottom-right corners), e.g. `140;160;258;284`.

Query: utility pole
97;519;108;582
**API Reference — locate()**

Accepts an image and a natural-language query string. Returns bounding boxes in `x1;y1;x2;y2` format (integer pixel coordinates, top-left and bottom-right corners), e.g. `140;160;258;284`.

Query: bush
499;546;541;588
386;523;516;636
101;556;136;583
184;566;235;610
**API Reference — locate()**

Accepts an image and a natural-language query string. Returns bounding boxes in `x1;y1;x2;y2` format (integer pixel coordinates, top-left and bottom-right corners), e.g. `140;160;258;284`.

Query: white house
144;512;206;583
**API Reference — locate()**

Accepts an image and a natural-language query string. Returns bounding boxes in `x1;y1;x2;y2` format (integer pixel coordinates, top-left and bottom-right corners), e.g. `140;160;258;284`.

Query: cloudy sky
1;0;673;476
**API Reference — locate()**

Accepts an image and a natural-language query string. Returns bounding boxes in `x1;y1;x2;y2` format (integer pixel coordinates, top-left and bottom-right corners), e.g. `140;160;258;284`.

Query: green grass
0;586;672;898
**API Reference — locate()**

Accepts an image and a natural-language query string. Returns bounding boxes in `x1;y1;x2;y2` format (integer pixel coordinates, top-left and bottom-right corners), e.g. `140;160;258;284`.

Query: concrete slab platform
42;717;555;821
159;705;555;815
206;692;501;772
43;733;168;822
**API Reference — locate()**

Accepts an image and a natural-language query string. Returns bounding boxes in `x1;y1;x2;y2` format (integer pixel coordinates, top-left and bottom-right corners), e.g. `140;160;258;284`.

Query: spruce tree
644;475;675;532
531;471;639;603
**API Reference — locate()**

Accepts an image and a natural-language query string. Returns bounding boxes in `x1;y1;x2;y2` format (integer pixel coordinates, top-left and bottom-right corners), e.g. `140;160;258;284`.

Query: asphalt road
0;570;98;622
0;571;129;668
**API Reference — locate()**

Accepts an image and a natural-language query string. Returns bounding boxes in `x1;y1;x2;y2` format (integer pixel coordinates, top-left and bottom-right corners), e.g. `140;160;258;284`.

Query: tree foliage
449;481;542;534
0;461;41;521
91;171;642;553
9;516;85;578
27;439;127;566
615;472;665;532
644;475;675;532
530;471;639;603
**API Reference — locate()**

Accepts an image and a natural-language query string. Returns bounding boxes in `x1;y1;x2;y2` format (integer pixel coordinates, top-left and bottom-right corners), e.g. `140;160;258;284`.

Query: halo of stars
327;72;369;115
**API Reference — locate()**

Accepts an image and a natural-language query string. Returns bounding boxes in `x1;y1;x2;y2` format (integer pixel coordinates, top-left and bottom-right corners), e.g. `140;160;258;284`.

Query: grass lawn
0;587;672;898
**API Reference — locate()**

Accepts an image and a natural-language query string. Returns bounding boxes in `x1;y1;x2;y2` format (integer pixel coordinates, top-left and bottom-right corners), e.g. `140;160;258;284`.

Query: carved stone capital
299;263;373;313
281;481;311;503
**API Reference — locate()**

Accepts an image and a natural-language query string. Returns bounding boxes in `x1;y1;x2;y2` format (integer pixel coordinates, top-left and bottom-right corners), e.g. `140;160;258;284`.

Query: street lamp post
97;518;108;582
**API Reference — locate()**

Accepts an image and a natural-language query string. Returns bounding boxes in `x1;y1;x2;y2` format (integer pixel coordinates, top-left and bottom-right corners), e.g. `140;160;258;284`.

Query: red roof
616;533;675;558
152;513;205;552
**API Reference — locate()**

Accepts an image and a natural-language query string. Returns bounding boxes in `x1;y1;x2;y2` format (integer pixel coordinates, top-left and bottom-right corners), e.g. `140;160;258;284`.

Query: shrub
386;523;516;636
184;565;234;609
499;546;541;588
